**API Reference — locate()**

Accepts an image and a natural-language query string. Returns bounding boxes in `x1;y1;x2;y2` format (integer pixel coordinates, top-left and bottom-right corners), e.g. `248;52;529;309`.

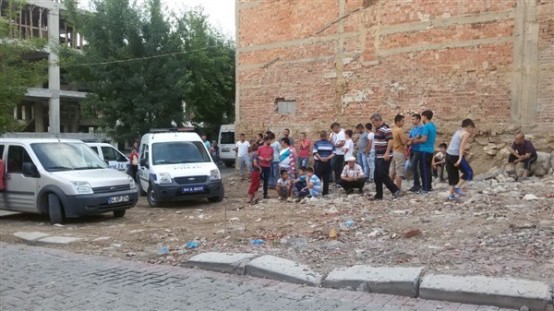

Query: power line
61;45;221;68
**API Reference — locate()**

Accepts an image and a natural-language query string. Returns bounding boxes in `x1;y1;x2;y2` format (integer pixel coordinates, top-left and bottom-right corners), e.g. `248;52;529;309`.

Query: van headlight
128;176;136;189
210;169;221;180
158;172;172;184
72;181;93;194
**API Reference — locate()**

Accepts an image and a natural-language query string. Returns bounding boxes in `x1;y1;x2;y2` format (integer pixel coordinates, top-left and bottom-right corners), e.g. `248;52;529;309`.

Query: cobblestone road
0;243;514;311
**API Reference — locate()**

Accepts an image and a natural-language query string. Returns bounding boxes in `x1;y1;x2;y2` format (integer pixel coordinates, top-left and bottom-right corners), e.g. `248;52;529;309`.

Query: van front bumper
63;190;139;218
152;179;224;202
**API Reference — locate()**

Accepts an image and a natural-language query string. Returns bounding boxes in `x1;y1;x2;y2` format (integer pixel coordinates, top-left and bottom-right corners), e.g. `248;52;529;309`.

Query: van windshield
32;142;108;171
220;132;235;144
152;141;211;165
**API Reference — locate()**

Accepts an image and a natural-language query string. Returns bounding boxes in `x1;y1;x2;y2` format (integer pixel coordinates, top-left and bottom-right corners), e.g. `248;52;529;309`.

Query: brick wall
237;0;553;141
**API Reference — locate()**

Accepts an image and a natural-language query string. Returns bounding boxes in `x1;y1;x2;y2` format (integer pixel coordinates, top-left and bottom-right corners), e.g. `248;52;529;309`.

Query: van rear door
218;125;235;166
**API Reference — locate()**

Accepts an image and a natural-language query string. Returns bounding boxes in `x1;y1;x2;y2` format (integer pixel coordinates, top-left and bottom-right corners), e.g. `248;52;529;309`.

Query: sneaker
334;184;341;189
409;186;421;193
418;190;429;195
368;195;383;201
454;187;466;196
447;194;462;203
264;194;270;199
295;197;302;203
392;190;401;199
345;188;354;195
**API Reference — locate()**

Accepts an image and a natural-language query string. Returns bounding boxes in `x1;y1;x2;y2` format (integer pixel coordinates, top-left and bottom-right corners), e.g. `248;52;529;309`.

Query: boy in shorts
276;170;293;201
247;144;261;204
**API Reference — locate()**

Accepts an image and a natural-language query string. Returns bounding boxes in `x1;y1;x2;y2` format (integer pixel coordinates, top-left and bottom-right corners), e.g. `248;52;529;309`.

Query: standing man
234;133;251;181
330;122;346;187
129;140;140;182
282;129;295;149
297;132;311;169
313;130;336;196
257;137;274;199
370;113;400;200
268;132;281;189
339;156;366;194
279;138;296;179
507;133;538;179
413;110;437;194
390;114;408;189
201;134;211;150
355;124;370;180
408;114;423;192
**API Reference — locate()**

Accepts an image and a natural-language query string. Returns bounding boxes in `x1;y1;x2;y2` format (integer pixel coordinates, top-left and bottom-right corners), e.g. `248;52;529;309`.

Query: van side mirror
22;162;40;178
140;158;148;168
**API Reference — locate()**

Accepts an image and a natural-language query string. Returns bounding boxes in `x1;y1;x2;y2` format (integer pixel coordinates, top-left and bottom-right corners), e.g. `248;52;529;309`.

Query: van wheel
147;186;159;207
224;161;234;168
208;190;225;203
48;194;64;225
113;209;126;218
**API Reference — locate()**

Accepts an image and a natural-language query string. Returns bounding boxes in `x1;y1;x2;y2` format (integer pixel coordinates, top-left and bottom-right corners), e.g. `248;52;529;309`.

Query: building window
276;98;296;115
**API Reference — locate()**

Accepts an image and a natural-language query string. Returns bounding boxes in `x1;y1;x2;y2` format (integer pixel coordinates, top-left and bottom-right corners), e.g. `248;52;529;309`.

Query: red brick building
236;0;553;138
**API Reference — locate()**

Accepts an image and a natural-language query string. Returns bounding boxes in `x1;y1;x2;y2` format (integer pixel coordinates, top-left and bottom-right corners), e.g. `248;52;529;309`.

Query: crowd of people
207;110;540;205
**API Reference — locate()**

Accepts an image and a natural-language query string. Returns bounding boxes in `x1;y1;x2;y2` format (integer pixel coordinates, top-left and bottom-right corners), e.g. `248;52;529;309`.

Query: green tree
0;0;47;133
63;0;235;142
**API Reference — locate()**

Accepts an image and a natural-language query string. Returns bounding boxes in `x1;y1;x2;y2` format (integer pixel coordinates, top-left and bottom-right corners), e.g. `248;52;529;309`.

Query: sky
78;0;236;39
164;0;235;39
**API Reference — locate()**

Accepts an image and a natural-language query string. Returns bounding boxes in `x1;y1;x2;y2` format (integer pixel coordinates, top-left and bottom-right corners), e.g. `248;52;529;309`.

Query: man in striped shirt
313;131;336;196
370;113;400;200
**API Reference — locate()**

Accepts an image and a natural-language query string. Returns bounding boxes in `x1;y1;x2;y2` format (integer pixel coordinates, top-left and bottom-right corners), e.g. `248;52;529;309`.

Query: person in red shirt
297;132;311;169
129;141;139;182
257;136;274;199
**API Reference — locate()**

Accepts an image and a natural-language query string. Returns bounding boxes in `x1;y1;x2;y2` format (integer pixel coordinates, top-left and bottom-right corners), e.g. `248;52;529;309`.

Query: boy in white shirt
234;133;251;181
276;170;293;201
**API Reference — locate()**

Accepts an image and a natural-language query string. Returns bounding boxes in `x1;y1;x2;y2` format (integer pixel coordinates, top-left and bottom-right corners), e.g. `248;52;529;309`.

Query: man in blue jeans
408;114;423;192
413;110;437;194
268;132;281;189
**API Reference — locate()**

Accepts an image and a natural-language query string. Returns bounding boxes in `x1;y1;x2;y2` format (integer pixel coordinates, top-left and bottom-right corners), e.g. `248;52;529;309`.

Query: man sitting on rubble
339;156;366;194
507;133;538;180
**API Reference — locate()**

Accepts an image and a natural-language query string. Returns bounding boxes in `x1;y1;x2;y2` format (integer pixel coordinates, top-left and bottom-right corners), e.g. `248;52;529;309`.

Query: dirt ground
1;172;553;283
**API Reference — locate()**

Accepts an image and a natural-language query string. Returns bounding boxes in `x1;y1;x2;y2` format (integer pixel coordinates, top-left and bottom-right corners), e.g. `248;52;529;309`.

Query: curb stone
244;255;322;286
186;252;259;275
186;252;554;310
322;265;424;297
419;274;552;311
14;231;51;242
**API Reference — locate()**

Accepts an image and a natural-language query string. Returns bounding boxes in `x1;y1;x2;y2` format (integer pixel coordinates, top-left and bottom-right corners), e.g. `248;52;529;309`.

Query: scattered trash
184;241;199;249
404;229;422;239
522;194;539;201
368;228;383;239
344;220;355;228
157;245;170;255
328;228;338;240
250;239;265;245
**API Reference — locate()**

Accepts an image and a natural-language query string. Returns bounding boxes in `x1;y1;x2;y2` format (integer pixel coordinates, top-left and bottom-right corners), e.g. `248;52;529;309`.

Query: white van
137;131;224;207
0;138;138;224
86;142;129;172
218;123;236;167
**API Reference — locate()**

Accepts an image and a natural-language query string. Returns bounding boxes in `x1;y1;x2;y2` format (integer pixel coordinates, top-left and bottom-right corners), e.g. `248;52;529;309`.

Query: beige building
1;0;95;133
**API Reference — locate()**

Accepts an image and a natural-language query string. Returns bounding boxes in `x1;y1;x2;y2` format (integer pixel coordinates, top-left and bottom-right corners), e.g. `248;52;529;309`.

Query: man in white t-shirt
331;122;346;186
235;133;251;181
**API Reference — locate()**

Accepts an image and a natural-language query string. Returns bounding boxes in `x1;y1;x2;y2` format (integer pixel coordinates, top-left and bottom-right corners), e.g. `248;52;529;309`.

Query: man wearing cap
339;156;366;194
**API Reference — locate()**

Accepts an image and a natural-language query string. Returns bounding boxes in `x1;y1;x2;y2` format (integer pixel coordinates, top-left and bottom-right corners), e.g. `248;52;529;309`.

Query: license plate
183;186;205;193
222;148;230;152
108;195;129;204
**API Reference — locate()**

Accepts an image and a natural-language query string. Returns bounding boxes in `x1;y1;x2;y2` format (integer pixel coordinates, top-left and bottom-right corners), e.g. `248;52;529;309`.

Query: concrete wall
236;0;554;139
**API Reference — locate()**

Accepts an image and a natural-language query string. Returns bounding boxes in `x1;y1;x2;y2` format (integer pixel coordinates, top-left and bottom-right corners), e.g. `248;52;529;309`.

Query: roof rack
149;127;195;133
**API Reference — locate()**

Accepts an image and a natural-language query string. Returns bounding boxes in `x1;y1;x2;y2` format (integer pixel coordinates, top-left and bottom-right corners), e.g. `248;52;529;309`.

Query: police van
0;138;138;224
137;130;224;207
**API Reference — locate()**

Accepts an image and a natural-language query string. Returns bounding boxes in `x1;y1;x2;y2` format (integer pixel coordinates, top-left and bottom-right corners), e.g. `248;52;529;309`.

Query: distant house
1;0;95;134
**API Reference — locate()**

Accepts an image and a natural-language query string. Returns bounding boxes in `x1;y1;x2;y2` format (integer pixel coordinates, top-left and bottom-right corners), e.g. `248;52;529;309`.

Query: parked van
0;138;138;224
86;142;129;172
137;131;224;207
218;123;236;167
